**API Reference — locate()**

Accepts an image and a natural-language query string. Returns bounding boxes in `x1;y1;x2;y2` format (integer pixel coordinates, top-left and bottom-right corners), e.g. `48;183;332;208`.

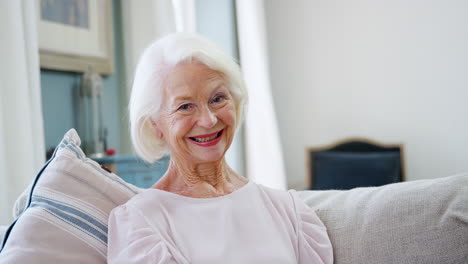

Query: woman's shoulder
253;183;301;210
113;188;169;217
124;188;156;207
254;182;298;198
109;189;177;233
253;184;318;223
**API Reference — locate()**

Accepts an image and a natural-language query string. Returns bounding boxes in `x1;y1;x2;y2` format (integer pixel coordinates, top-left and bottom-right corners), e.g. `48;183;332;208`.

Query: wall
265;0;468;188
41;69;121;154
41;0;126;155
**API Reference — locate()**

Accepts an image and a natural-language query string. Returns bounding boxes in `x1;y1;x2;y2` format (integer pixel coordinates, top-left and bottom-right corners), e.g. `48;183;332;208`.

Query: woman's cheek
173;116;193;138
224;104;237;126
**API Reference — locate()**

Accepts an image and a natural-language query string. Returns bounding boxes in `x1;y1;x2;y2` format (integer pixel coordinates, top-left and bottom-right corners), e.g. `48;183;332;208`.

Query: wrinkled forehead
162;61;227;99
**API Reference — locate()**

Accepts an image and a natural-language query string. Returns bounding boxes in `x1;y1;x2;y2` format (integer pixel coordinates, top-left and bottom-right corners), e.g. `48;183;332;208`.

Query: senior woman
107;33;333;263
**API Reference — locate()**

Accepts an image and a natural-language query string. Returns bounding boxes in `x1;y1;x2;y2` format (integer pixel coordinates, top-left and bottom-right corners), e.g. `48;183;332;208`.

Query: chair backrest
306;139;405;190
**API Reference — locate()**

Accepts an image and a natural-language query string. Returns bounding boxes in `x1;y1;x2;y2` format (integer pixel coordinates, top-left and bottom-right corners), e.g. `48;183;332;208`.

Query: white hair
129;32;248;163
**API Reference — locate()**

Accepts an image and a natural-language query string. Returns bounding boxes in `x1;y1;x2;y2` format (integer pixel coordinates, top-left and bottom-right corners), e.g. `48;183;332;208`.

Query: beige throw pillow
0;129;141;263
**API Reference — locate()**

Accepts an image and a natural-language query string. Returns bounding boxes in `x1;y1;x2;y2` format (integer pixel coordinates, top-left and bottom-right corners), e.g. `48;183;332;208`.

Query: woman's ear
151;120;164;139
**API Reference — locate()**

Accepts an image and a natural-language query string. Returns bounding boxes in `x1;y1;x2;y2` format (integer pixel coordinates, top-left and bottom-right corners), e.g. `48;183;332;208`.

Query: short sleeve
107;204;178;264
290;191;334;264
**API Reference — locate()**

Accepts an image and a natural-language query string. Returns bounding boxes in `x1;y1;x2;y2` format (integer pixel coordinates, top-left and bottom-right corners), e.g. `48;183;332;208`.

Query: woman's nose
197;107;217;128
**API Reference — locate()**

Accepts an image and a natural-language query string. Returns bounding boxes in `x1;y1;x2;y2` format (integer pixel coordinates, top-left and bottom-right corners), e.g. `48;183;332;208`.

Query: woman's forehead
163;62;226;99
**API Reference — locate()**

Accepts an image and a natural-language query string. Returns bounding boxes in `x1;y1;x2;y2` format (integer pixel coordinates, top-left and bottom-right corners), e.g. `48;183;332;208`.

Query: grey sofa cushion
298;174;468;264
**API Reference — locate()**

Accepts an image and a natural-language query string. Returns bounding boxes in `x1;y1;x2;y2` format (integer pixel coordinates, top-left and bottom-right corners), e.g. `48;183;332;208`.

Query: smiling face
154;61;237;164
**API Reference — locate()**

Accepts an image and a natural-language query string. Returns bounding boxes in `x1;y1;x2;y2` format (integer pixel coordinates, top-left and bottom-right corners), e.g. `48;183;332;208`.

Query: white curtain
172;0;196;33
119;0;179;155
121;0;196;85
0;1;45;225
121;0;178;82
236;0;287;189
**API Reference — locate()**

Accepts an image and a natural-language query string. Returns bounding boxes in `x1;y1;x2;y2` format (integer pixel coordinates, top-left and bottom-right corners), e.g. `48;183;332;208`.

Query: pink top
107;181;333;263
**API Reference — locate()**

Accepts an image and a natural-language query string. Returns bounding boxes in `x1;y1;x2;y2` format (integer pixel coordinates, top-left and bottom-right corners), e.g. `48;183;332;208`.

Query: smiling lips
188;129;224;147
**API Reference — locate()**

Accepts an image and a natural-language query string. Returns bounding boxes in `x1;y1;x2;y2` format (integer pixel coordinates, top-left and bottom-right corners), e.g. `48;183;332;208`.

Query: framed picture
37;0;114;75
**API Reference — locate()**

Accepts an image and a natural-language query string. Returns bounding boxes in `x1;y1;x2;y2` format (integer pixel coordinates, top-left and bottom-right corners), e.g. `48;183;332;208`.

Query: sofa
0;129;467;263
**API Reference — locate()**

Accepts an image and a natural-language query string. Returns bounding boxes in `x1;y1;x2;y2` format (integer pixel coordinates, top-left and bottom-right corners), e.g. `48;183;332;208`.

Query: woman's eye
211;96;226;104
178;104;193;111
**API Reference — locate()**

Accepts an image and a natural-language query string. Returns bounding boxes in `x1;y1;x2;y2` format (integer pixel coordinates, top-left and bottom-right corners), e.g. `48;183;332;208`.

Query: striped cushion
0;129;141;263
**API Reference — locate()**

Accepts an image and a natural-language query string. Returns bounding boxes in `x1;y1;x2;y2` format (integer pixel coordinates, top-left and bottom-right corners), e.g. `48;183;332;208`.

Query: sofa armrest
298;174;468;264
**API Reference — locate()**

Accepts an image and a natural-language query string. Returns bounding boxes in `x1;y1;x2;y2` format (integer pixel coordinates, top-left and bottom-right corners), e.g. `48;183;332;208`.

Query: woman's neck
153;157;248;198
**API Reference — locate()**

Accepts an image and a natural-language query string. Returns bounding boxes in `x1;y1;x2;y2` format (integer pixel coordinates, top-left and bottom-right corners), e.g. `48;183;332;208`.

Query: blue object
308;141;404;190
93;155;169;188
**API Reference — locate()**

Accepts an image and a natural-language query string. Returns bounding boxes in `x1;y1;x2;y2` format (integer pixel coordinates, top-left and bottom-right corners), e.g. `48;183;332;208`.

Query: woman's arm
290;191;334;264
107;204;178;264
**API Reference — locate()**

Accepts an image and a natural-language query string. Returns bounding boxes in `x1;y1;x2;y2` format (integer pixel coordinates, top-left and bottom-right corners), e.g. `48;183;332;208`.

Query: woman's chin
190;149;226;164
186;144;227;164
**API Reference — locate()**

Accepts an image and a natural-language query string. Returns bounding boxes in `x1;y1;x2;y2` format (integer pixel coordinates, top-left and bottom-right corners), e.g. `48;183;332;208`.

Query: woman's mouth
188;129;224;146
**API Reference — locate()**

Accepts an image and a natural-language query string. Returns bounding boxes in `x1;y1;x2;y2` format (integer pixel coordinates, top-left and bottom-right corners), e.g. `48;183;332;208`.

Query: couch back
298;174;468;264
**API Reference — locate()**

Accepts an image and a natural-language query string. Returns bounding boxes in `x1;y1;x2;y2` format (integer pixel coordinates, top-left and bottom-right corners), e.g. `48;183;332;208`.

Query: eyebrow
170;80;226;105
172;95;192;104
